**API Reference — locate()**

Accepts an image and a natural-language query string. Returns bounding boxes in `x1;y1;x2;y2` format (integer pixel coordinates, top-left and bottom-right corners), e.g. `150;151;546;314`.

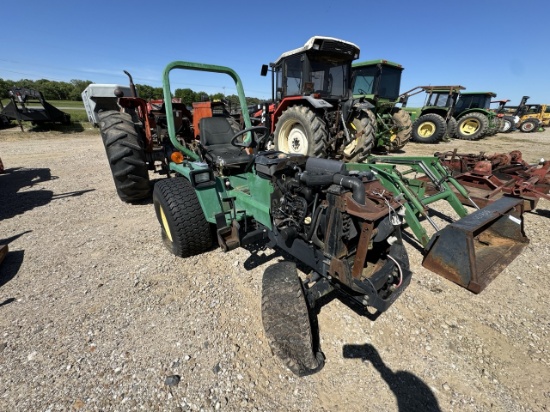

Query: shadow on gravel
401;231;425;254
343;343;442;412
0;232;31;289
0;250;24;289
0;167;94;220
424;207;456;224
0;167;54;219
533;207;550;218
25;122;85;134
242;241;282;270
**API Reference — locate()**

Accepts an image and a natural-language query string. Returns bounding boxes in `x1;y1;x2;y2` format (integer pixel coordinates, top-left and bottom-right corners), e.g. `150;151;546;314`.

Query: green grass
47;100;85;109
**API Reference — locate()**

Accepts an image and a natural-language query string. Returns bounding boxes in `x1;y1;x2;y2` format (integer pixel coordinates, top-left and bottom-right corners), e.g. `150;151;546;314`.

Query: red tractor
93;71;244;202
257;36;380;162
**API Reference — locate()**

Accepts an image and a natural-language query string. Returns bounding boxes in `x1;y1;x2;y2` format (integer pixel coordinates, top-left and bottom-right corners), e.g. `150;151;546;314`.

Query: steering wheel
230;126;269;148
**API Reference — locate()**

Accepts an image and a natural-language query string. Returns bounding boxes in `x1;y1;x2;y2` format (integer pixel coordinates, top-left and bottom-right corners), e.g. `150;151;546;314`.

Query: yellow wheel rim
418;122;435;137
460;119;480;135
160;206;173;242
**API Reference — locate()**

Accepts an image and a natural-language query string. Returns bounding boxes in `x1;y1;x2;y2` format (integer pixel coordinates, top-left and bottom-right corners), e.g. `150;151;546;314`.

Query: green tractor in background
452;91;501;139
350;59;412;151
400;85;464;143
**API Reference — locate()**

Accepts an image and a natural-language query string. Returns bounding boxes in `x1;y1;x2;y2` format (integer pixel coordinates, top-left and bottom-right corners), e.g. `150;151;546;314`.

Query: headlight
194;172;211;184
190;169;215;188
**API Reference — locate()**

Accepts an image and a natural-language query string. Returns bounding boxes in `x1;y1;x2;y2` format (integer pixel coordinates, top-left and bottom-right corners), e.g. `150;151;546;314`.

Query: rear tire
153;177;213;258
274;105;328;157
491;117;503;135
388;108;412;151
411;113;446;143
446;117;458;139
455;112;489;140
262;261;324;377
98;110;151;202
343;109;375;162
519;118;538;133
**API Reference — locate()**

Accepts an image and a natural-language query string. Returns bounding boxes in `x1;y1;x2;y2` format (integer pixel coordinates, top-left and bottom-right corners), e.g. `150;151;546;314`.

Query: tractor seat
199;116;252;166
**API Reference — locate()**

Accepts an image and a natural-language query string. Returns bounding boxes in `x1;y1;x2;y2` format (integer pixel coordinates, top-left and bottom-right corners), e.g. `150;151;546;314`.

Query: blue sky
1;0;548;107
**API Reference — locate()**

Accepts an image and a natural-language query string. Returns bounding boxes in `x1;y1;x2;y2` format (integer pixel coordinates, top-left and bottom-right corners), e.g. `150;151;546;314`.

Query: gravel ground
0;125;549;411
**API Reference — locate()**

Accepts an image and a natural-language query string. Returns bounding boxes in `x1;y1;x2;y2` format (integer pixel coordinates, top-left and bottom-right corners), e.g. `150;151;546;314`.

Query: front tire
274;105;328;157
411;113;446;143
455;112;489;140
343;109;375;162
98;110;151;202
500;116;515;133
153;177;213;257
261;261;324;377
388;108;412;150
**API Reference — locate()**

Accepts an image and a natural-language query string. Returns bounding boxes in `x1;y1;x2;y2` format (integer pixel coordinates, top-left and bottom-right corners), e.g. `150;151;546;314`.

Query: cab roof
461;91;497;97
273;36;360;66
352;59;403;69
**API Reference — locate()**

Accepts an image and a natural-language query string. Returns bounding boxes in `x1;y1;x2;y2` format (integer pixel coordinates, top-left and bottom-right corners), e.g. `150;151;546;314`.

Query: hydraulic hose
333;174;365;205
299;172;365;205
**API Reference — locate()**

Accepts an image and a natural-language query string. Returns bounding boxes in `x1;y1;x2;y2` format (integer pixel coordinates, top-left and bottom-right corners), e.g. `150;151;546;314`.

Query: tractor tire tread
153;177;212;258
455;112;489;140
345;109;375;162
261;261;324;377
98;110;151;202
274;105;329;158
411;113;447;143
389;108;413;150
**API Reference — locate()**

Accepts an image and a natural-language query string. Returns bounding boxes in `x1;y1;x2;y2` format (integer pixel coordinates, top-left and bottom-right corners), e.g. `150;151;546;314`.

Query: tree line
0;78;263;108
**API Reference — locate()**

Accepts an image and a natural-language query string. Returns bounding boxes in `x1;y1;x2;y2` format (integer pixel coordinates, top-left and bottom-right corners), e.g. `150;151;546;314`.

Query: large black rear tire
98;110;151;202
153;177;213;258
411;113;446;143
455;112;489;140
274;105;328;157
262;261;324;376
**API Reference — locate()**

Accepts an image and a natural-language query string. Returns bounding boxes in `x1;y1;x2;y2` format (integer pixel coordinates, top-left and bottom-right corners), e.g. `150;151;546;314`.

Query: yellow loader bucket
422;197;529;293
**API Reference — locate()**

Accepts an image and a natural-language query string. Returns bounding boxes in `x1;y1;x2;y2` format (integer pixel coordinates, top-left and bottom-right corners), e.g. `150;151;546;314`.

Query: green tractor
350;59;412;152
401;85;464;143
153;60;412;376
452;91;501;139
97;59;530;377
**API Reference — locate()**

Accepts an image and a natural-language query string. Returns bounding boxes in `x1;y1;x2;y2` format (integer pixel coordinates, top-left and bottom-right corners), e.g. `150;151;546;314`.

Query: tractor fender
418;108;449;118
168;162;225;224
271;96;333;127
353;100;375;111
456;108;493;119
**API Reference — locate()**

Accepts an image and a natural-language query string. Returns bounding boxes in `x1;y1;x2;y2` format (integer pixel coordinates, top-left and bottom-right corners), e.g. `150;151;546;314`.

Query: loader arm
346;156;529;293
